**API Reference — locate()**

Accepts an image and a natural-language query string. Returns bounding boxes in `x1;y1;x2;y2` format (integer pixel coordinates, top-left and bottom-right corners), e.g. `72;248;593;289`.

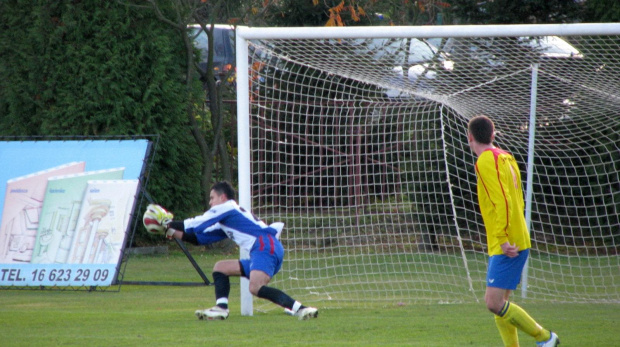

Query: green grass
0;247;618;346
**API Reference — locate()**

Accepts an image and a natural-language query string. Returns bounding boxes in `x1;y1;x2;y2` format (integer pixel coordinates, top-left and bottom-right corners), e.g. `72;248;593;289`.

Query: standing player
467;116;559;347
143;181;318;320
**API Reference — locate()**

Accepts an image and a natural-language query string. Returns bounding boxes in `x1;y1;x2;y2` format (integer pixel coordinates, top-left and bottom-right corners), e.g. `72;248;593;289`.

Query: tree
582;0;620;22
262;0;451;27
0;1;214;248
0;0;203;221
447;0;583;24
120;0;251;208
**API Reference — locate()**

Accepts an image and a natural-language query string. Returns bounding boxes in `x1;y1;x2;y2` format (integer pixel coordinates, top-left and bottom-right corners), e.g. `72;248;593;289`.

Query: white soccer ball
143;211;165;235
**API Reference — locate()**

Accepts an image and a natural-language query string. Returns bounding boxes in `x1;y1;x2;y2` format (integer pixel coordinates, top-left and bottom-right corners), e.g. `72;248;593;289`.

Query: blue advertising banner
0;140;148;287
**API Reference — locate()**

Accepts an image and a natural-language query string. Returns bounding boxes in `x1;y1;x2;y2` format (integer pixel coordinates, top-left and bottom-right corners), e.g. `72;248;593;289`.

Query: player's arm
144;204;228;244
162;220;186;240
500;241;519;258
168;221;227;245
165;219;222;235
183;202;236;234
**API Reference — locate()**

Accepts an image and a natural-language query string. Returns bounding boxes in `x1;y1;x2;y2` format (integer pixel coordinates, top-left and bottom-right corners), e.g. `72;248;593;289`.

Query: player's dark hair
211;181;236;201
468;115;495;145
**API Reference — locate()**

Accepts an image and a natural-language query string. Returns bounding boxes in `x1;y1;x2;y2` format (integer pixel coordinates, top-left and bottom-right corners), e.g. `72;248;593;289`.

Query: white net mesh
239;25;620;308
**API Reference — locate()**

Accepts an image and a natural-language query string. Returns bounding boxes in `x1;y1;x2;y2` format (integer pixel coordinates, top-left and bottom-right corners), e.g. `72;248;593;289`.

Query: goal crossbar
237;23;620;40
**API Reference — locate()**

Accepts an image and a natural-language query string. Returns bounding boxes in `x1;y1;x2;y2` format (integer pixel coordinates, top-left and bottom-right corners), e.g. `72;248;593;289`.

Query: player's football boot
536;332;560;347
294;307;318;320
195;306;229;320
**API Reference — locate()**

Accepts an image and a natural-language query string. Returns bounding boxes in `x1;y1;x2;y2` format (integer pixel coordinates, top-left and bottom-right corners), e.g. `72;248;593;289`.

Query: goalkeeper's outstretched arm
143;204;227;245
165;220;189;241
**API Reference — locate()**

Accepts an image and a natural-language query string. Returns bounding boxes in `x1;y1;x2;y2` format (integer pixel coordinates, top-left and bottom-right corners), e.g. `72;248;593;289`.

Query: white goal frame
235;23;620;315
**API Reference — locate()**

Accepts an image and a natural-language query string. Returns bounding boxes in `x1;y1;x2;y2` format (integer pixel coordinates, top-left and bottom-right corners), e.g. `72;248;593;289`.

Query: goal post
236;23;620;313
235;29;253;316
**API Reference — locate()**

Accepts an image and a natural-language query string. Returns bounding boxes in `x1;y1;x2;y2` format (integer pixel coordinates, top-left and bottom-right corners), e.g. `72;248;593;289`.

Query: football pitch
0;247;617;346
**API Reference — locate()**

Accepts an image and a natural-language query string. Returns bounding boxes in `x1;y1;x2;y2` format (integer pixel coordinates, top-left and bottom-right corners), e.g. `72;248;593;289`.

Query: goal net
235;24;620;309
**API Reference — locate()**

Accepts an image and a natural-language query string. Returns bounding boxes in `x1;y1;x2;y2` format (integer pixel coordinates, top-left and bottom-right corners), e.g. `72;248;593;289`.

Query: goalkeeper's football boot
294;307;318;320
536;332;560;347
195;306;229;320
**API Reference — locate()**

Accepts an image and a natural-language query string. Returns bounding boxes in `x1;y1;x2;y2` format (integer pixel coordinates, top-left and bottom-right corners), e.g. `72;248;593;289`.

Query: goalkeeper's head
210;181;236;207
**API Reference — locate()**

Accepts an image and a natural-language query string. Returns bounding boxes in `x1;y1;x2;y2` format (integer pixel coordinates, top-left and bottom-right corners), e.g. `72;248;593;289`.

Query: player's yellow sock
499;301;551;343
494;314;519;347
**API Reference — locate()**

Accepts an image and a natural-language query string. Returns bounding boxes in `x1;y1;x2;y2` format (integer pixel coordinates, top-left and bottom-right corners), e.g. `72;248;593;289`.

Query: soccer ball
142;204;173;235
143;212;165;235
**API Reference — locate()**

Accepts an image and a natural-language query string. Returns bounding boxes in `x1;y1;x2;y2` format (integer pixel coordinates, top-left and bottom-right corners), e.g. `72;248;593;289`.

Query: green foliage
583;0;620;22
447;0;583;24
0;0;204;244
262;0;449;27
264;0;341;27
0;0;43;134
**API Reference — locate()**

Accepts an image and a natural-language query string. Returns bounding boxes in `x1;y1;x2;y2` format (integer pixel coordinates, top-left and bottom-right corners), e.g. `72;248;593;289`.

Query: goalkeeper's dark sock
257;285;297;310
215;298;228;310
213;272;230;309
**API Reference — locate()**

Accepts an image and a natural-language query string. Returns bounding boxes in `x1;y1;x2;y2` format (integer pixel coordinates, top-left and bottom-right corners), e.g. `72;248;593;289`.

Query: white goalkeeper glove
165;227;176;239
143;204;174;236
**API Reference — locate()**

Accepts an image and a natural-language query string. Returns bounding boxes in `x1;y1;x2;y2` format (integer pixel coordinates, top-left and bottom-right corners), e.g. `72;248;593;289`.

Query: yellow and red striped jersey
475;148;531;256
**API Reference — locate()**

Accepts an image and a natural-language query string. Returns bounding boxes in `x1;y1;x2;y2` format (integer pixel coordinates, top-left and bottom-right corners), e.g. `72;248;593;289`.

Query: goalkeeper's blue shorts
486;249;530;290
240;234;284;278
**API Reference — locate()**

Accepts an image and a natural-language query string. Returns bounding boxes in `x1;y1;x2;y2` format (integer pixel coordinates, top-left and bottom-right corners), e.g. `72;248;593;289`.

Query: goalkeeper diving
143;181;318;320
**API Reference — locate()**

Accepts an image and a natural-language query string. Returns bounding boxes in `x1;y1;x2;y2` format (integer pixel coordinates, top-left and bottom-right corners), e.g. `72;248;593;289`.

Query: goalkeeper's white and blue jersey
183;200;281;253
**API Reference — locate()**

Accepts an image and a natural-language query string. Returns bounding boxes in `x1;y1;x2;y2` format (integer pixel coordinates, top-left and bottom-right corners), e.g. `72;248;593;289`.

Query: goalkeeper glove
165;227;176;240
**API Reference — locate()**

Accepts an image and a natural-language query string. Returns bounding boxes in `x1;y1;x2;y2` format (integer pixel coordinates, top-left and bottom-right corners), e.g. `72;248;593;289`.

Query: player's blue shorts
240;234;284;278
486;249;530;290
